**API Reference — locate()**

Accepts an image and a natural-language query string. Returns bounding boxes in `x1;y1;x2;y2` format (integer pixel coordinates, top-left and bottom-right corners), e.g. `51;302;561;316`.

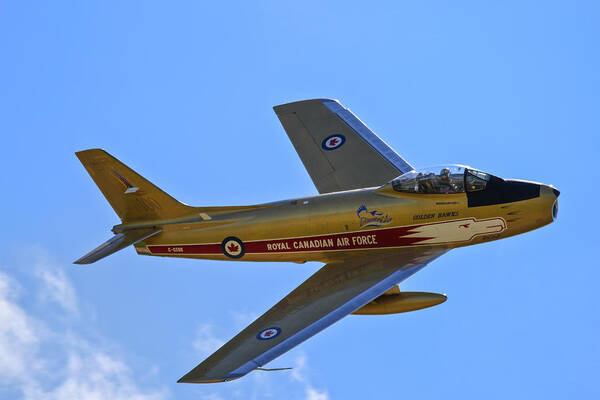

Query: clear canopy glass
391;165;492;194
465;169;490;192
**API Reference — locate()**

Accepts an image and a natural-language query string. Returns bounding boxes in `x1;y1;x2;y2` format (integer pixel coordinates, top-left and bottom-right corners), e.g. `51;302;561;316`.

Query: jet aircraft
75;99;559;383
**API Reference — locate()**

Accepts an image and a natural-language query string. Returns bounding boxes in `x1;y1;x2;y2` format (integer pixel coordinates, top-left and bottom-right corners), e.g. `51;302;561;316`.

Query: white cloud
35;265;78;315
193;323;225;357
304;387;329;400
1;249;328;400
0;261;168;400
291;353;308;382
191;319;328;400
229;310;259;330
0;272;39;381
22;351;166;400
290;354;329;400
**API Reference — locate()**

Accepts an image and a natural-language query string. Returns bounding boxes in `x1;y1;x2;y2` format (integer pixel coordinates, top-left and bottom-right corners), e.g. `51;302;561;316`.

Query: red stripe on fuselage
148;243;221;255
146;224;434;256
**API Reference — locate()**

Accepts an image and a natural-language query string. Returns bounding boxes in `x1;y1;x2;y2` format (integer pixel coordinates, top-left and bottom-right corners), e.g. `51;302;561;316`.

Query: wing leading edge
274;99;413;194
178;248;446;383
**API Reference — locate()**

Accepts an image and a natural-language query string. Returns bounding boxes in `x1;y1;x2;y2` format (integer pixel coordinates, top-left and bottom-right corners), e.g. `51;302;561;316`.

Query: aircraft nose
546;185;559;220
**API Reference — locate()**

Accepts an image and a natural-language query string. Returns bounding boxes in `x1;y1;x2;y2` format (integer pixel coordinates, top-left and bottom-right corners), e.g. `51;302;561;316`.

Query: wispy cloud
304;387;329;400
0;259;168;400
190;318;328;400
291;354;329;400
193;324;225;357
2;247;329;400
0;272;39;382
229;309;259;330
22;351;166;400
35;264;78;315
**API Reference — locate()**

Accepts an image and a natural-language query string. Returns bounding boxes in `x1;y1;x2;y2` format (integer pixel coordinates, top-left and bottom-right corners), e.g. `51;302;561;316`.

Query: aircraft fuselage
134;179;558;263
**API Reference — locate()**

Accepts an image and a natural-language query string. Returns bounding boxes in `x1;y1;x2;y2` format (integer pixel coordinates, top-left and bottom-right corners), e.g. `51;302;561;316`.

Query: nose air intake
552;186;559;220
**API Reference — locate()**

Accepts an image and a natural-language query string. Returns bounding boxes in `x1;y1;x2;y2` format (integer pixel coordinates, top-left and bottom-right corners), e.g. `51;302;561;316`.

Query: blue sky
1;1;598;399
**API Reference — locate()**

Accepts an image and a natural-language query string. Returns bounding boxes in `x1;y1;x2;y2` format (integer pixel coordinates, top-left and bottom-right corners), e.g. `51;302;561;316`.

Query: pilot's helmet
440;168;450;177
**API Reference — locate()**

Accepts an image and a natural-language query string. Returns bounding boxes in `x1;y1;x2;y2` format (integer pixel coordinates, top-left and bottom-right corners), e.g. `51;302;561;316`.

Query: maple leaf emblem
227;242;239;253
328;138;339;146
264;330;274;337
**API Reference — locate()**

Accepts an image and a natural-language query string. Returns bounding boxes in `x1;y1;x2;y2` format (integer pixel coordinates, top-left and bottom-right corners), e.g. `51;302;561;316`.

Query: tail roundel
75;149;194;223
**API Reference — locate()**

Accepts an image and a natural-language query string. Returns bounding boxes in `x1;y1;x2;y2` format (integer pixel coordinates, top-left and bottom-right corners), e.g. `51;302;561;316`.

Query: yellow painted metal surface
132;183;556;264
74;99;560;384
352;290;447;315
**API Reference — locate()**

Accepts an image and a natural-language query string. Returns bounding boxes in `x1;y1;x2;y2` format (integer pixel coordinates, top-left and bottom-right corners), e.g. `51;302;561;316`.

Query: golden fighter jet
75;99;559;383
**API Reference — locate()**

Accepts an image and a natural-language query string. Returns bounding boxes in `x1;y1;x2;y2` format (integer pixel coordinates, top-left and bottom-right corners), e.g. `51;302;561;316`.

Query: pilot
418;172;436;194
440;168;450;181
439;168;452;193
416;172;427;193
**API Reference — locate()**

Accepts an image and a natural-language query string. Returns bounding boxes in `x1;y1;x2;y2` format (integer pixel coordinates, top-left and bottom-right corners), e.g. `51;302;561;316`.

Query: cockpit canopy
391;165;491;194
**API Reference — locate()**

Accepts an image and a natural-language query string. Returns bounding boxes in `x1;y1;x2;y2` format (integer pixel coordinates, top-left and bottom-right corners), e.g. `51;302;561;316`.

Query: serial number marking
168;247;183;253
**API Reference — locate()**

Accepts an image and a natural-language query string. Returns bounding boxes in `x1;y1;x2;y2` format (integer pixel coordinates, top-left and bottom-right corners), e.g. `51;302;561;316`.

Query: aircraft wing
178;248;445;383
274;99;413;194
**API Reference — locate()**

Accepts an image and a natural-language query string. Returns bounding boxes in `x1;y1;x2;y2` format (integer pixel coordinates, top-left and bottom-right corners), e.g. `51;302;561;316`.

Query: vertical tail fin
76;149;194;223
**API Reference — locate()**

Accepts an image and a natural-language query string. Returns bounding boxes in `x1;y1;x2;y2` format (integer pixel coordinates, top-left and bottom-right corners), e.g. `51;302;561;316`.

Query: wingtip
177;370;205;384
177;376;229;384
73;257;92;265
75;148;104;154
74;148;109;161
177;369;244;384
273;98;340;113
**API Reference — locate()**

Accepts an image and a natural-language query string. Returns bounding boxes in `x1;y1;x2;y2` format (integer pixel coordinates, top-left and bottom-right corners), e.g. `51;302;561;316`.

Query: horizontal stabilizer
74;228;161;264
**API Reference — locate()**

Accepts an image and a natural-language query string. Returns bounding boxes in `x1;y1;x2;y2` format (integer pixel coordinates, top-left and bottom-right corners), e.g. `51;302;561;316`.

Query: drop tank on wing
352;286;446;315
